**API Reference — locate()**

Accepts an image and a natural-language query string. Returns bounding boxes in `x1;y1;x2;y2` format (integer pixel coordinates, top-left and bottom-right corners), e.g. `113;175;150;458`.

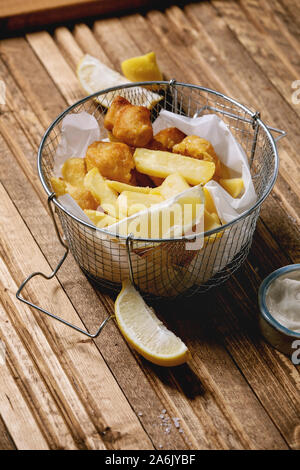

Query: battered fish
85;141;135;184
104;96;130;131
153;127;186;151
104;95;153;147
173;135;221;176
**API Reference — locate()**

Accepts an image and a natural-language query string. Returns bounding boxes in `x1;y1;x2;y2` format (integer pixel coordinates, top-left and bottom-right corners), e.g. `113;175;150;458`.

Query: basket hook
126;234;137;289
250;111;260;167
168;78;179;115
16;193;114;338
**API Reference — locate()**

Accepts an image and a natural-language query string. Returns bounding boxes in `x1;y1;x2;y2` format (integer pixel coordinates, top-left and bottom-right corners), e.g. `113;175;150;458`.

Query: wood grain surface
0;0;299;450
0;0;156;34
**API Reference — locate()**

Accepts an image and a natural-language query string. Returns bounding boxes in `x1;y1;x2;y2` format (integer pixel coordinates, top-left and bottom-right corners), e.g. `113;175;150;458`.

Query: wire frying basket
17;81;285;337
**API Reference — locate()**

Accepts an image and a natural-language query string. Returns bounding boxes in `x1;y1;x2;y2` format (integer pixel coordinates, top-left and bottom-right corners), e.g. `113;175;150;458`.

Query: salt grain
172;417;180;428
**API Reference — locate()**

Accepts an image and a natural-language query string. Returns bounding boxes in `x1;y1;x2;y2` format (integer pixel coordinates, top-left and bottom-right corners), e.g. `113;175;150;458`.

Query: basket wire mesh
16;81;284;337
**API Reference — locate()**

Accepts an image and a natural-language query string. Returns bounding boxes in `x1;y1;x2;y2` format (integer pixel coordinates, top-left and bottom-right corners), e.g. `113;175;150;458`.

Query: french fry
84;167;118;217
134;148;215;185
219;178;244;198
84;209;117;228
61;157;86;188
106;180;152;194
50;177;66;196
117;191;164;217
203;187;217;214
153;173;190;199
110;186;204;239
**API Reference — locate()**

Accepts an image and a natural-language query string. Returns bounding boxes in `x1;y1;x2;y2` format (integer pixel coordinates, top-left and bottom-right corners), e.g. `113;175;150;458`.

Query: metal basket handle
16;193;114;338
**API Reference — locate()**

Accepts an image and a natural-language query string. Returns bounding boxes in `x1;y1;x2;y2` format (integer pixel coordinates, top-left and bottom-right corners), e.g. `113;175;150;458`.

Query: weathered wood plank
0;178;153;450
161;4;300;259
0;0;125;17
91;14;291;449
26;31;84;105
26;29;258;448
0;414;16;450
0;322;49;449
0;37;66;128
0;0;154;34
195;1;300;206
0;263;80;450
0;19;288;452
0;59;187;449
169;4;300;217
0;7;298;450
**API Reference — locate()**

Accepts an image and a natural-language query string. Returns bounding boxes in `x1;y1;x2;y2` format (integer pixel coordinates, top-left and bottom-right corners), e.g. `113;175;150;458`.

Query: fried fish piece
104;96;130;131
173;136;217;162
153;127;186;151
113;104;153;147
66;184;99;210
85;141;135;184
104;96;153;147
173;135;221;177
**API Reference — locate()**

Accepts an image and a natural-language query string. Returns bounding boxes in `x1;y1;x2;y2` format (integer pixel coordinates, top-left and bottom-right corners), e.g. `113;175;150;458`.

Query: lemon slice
121;52;163;82
77;54;162;109
115;280;190;366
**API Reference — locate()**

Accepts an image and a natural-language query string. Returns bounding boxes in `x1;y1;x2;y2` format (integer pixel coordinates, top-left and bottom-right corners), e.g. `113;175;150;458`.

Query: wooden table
0;0;299;451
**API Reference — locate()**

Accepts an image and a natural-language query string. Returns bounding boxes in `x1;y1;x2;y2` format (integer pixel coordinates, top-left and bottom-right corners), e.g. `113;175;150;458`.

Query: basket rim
37;80;279;242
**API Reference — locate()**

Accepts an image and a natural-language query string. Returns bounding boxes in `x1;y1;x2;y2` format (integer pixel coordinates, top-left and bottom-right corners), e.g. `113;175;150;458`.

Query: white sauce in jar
266;270;300;333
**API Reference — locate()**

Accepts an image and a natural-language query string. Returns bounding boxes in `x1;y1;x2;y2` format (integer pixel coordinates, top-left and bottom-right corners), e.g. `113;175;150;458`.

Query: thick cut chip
219;178;244;198
106;180;152;194
134;148;215;186
117;191;164;217
51;177;66;196
203;187;217;214
153;173;190;199
109;185;204;239
204;209;221;232
61;158;86;188
84;209;117;228
84;167;118;217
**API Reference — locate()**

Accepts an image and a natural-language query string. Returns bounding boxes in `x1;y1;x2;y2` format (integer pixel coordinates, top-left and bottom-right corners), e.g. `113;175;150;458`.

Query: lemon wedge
77;54;162;109
115;280;190;366
121;52;163;82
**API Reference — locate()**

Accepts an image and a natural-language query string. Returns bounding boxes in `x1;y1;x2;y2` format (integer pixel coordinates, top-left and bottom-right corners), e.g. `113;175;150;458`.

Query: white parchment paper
52;110;257;292
153;110;257;223
54;112;101;177
54;110;257;225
